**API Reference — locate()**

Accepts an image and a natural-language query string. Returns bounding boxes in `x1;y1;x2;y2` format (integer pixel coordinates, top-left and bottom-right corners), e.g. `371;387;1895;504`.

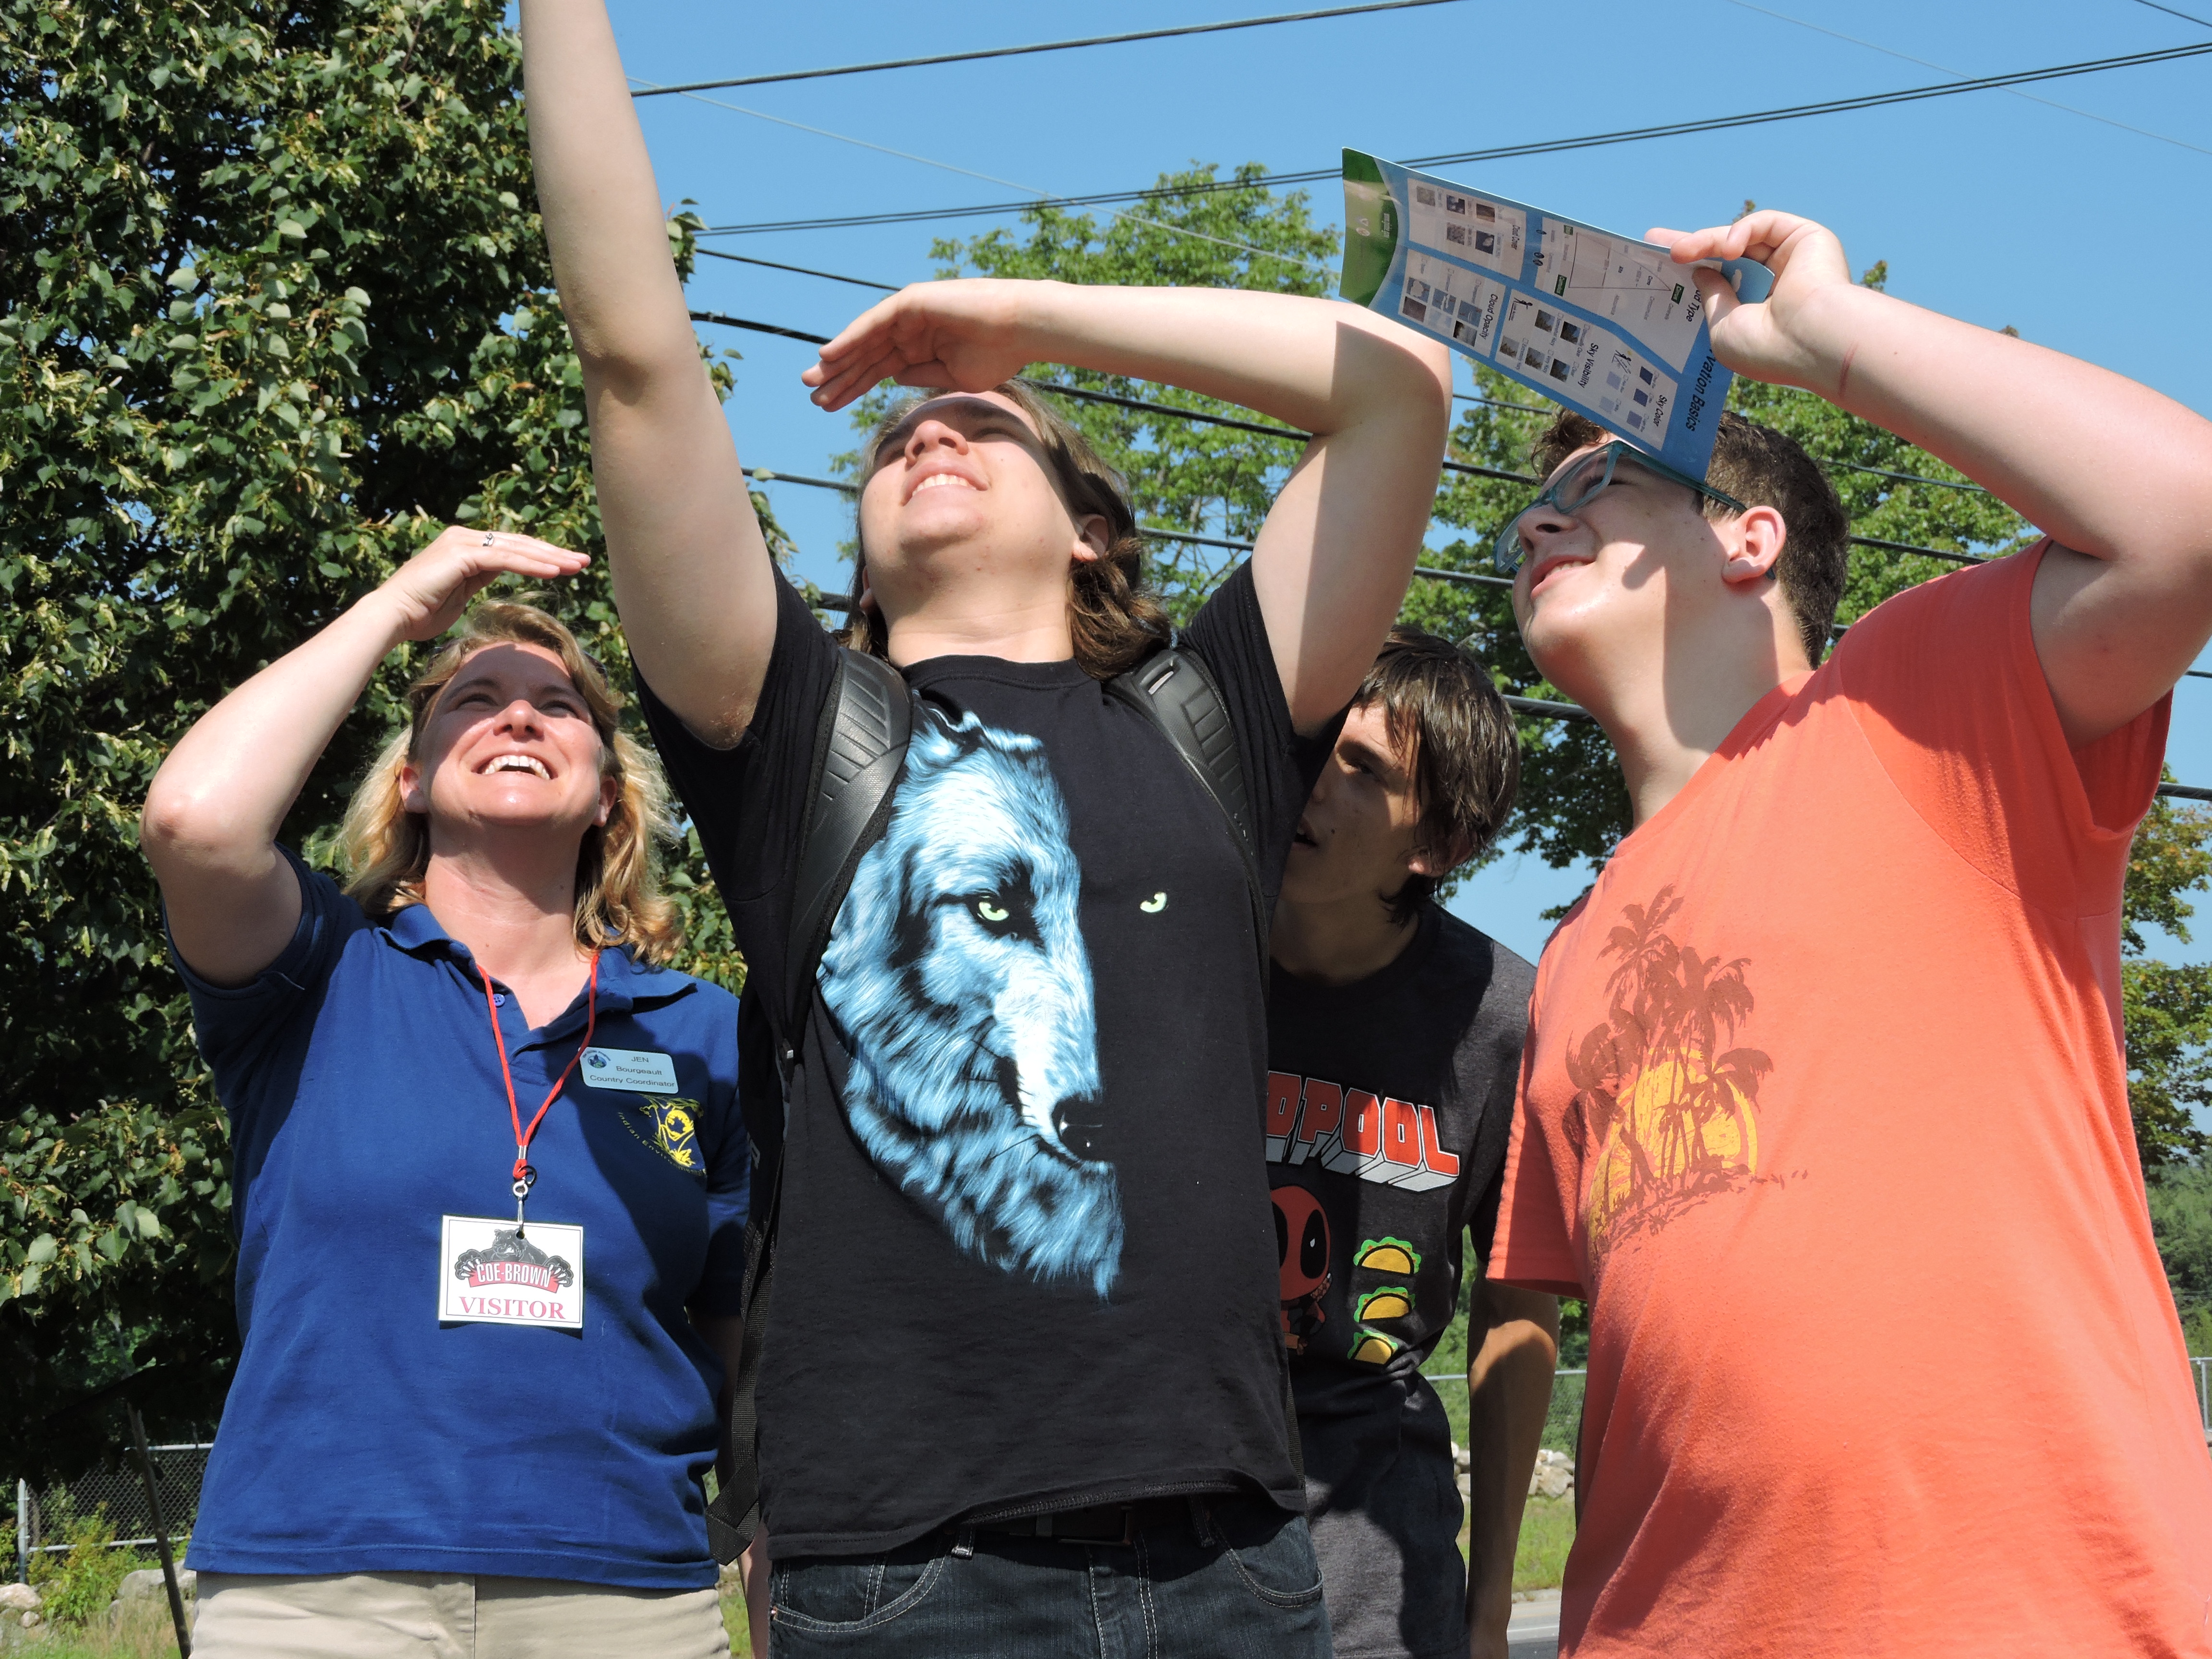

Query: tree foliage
2149;1155;2212;1355
0;0;775;1482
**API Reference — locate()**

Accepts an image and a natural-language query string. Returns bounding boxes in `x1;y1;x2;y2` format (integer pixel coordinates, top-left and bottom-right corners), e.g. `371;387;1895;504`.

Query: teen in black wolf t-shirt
522;6;1452;1651
1266;631;1560;1659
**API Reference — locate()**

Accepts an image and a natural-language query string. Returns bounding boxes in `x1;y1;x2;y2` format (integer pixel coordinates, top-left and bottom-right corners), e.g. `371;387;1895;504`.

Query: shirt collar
377;902;697;1027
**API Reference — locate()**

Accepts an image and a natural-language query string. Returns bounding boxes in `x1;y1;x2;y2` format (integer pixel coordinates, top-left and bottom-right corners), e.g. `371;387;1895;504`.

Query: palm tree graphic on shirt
1563;886;1773;1257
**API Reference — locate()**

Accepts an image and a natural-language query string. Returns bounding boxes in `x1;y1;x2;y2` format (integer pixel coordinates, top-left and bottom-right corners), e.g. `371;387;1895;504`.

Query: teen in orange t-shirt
1488;209;2212;1656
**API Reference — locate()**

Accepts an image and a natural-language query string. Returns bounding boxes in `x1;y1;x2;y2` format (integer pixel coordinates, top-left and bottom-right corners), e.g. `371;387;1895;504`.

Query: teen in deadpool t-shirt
1264;631;1557;1659
522;6;1453;1648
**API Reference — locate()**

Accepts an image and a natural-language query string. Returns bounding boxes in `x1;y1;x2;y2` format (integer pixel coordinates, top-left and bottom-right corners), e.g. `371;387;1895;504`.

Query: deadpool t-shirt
1266;903;1534;1659
640;564;1338;1558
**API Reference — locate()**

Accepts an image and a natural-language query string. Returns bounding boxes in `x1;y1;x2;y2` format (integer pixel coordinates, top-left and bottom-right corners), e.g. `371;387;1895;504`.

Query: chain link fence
12;1444;210;1580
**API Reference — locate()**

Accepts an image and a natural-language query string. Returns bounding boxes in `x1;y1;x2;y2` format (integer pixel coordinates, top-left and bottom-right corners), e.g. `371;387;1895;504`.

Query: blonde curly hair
338;601;684;963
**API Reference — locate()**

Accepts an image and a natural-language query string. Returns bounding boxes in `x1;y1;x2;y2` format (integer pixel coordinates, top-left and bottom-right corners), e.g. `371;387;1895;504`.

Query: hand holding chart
1650;209;1855;398
1340;150;1774;481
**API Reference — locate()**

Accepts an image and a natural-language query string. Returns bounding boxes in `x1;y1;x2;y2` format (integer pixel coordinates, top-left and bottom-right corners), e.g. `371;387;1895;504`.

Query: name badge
439;1215;585;1329
579;1046;680;1094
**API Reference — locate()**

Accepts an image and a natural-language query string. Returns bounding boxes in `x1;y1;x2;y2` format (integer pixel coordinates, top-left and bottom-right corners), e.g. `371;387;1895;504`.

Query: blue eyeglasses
1493;441;1748;577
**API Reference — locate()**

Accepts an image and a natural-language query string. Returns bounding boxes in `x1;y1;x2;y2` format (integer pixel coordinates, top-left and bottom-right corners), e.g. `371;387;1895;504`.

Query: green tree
2149;1156;2212;1355
2125;796;2212;1169
0;0;778;1483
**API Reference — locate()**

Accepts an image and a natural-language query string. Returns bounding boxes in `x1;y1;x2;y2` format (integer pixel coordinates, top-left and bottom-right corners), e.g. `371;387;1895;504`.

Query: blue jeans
768;1493;1332;1658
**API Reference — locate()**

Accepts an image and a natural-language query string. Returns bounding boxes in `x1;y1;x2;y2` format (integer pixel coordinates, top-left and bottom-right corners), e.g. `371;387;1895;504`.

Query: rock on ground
118;1567;196;1601
1529;1448;1575;1500
0;1584;37;1612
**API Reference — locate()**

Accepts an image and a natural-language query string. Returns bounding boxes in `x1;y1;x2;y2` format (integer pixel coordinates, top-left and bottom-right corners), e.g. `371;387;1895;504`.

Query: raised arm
519;0;777;744
804;281;1453;732
141;529;588;986
1659;210;2212;747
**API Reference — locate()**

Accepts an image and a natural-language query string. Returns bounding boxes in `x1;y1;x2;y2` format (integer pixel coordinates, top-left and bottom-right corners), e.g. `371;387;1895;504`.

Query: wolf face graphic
820;708;1122;1298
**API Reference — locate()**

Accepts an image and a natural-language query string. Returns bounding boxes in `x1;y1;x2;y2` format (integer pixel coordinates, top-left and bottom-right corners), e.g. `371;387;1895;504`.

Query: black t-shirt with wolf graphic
639;563;1335;1558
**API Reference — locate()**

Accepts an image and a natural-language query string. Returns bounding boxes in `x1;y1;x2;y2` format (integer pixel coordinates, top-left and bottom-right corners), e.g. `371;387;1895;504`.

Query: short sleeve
1180;562;1346;892
636;569;841;1007
1835;542;2169;914
169;847;363;1080
1486;977;1587;1298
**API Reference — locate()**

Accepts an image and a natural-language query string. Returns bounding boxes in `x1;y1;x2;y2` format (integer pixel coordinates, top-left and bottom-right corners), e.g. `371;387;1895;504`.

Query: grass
5;1599;187;1659
7;1589;761;1659
720;1588;755;1657
1431;1367;1582;1595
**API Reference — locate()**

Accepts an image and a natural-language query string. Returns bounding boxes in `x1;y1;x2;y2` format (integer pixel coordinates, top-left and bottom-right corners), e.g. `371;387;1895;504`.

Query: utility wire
689;309;833;344
737;463;2211;677
693;314;2006;560
632;0;1461;96
696;248;899;291
700;40;2212;237
1722;0;2212;156
636;79;1331;273
2135;0;2212;30
1501;692;2212;763
697;260;1994;498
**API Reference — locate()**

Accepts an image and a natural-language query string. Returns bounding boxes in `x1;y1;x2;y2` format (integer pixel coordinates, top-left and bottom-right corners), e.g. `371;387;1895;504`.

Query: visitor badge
439;1215;585;1329
579;1046;679;1094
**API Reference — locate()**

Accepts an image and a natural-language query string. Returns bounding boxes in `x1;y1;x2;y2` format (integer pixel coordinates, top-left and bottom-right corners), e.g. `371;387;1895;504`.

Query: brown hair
1355;627;1522;926
338;601;684;962
839;380;1172;679
1533;409;1850;665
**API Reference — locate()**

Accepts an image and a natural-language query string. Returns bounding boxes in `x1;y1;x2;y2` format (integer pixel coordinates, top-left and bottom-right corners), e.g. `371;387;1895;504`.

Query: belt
970;1496;1190;1545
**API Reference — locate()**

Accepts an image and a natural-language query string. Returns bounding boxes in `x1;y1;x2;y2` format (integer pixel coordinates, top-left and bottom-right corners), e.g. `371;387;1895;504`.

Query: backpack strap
708;648;912;1564
1106;644;1269;976
783;649;913;1045
1108;644;1302;1476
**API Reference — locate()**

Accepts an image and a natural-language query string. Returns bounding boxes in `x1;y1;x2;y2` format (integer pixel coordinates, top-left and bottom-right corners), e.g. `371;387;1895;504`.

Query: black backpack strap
1110;645;1303;1473
1106;644;1269;974
705;1085;781;1562
784;649;913;1042
708;648;913;1563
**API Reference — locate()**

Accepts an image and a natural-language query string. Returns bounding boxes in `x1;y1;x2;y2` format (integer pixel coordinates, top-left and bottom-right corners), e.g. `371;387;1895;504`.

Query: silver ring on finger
481;530;495;547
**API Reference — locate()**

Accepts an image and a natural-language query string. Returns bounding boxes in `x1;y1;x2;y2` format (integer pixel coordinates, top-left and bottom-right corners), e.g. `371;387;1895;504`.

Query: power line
1722;0;2212;156
698;40;2212;238
631;0;1462;96
689;309;831;345
691;314;2009;563
696;249;898;291
695;260;1994;499
1142;523;1514;592
738;464;2212;680
2134;0;2212;29
1501;691;2212;766
644;82;1330;274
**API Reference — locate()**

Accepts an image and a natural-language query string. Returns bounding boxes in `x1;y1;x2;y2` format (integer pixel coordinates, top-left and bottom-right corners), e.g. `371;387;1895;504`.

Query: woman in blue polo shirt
141;526;748;1658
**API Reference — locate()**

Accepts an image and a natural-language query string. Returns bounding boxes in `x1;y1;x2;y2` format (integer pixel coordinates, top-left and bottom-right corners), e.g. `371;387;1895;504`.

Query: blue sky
598;0;2212;965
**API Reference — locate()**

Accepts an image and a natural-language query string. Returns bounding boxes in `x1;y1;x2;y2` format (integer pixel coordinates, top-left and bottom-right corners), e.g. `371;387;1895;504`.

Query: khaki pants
192;1572;729;1659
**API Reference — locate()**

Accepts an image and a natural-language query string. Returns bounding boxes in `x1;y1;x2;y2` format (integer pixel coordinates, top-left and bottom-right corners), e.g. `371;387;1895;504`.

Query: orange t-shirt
1491;544;2212;1657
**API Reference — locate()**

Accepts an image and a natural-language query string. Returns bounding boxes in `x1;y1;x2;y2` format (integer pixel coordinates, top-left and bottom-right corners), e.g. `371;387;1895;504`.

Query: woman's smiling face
402;641;614;841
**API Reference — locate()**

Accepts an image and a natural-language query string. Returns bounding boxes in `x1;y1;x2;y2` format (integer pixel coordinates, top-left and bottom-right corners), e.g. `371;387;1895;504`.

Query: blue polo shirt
178;850;747;1588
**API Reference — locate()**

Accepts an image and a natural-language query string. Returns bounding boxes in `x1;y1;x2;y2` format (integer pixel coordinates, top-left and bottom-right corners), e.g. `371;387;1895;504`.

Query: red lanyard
481;951;599;1227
